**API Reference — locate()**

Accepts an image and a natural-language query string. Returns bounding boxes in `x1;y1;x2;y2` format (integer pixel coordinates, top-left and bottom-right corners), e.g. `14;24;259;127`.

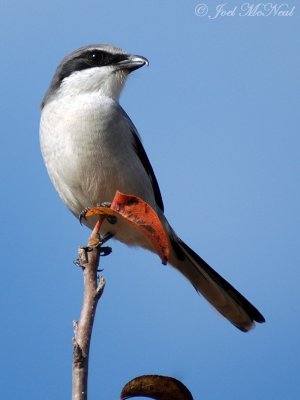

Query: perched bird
40;44;265;331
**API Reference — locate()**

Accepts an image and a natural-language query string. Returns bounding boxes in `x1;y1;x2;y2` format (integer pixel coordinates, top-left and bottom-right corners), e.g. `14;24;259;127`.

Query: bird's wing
120;107;164;212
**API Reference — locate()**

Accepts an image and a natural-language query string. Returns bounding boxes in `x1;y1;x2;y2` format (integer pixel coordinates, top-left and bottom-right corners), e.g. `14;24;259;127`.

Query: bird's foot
96;202;117;224
100;232;114;244
98;201;111;208
79;202;113;225
74;233;114;268
99;246;112;257
79;207;90;225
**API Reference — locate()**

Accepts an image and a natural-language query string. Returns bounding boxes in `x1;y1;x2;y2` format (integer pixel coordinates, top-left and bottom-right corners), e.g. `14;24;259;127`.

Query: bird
40;44;265;332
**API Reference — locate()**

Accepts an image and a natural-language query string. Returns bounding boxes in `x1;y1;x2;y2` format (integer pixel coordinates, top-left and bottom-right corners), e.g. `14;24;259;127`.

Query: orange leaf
84;191;170;264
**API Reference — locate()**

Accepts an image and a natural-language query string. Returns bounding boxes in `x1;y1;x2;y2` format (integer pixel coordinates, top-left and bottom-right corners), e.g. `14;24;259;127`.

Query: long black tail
168;230;265;332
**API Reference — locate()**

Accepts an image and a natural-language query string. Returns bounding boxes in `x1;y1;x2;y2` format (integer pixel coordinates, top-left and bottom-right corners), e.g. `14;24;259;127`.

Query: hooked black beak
116;54;149;72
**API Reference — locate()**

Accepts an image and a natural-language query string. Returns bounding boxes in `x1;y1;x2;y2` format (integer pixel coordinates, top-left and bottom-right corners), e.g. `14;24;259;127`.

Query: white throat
57;66;128;101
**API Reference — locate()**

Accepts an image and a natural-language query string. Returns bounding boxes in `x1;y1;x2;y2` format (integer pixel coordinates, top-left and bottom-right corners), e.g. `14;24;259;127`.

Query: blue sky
1;1;299;399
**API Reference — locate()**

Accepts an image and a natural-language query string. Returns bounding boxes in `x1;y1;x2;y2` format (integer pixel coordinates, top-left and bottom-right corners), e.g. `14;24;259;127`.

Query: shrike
40;44;265;331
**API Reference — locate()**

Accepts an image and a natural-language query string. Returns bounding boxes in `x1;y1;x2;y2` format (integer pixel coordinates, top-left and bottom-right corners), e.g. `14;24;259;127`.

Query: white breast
40;93;157;247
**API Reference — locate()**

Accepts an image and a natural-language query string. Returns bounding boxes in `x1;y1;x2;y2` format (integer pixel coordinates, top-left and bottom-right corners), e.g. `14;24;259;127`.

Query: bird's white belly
40;95;157;248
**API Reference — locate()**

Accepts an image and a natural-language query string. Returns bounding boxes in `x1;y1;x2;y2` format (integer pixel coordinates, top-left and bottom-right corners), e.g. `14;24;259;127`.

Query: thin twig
72;223;106;400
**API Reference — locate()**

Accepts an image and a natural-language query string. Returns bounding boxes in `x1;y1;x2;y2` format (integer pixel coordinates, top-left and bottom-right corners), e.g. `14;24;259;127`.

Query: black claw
106;215;117;225
100;246;112;257
100;232;114;244
79;207;90;225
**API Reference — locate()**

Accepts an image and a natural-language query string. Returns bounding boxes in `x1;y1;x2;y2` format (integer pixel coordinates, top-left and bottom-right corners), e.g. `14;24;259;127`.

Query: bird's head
42;44;148;107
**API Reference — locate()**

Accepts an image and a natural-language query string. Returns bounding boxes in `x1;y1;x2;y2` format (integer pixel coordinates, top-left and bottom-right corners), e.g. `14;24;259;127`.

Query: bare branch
72;224;106;400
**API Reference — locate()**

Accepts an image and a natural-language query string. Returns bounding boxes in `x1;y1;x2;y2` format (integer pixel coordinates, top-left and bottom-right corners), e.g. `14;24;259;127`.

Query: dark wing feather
120;107;164;211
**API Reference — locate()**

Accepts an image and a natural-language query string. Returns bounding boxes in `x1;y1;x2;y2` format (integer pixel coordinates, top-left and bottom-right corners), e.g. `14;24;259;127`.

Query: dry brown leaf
84;191;170;264
120;375;194;400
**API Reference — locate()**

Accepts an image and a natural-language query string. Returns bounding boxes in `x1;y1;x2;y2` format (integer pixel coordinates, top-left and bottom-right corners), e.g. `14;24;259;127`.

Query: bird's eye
88;51;104;63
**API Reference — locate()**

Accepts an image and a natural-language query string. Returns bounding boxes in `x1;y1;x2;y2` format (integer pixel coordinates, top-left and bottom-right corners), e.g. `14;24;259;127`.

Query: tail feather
168;231;265;332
